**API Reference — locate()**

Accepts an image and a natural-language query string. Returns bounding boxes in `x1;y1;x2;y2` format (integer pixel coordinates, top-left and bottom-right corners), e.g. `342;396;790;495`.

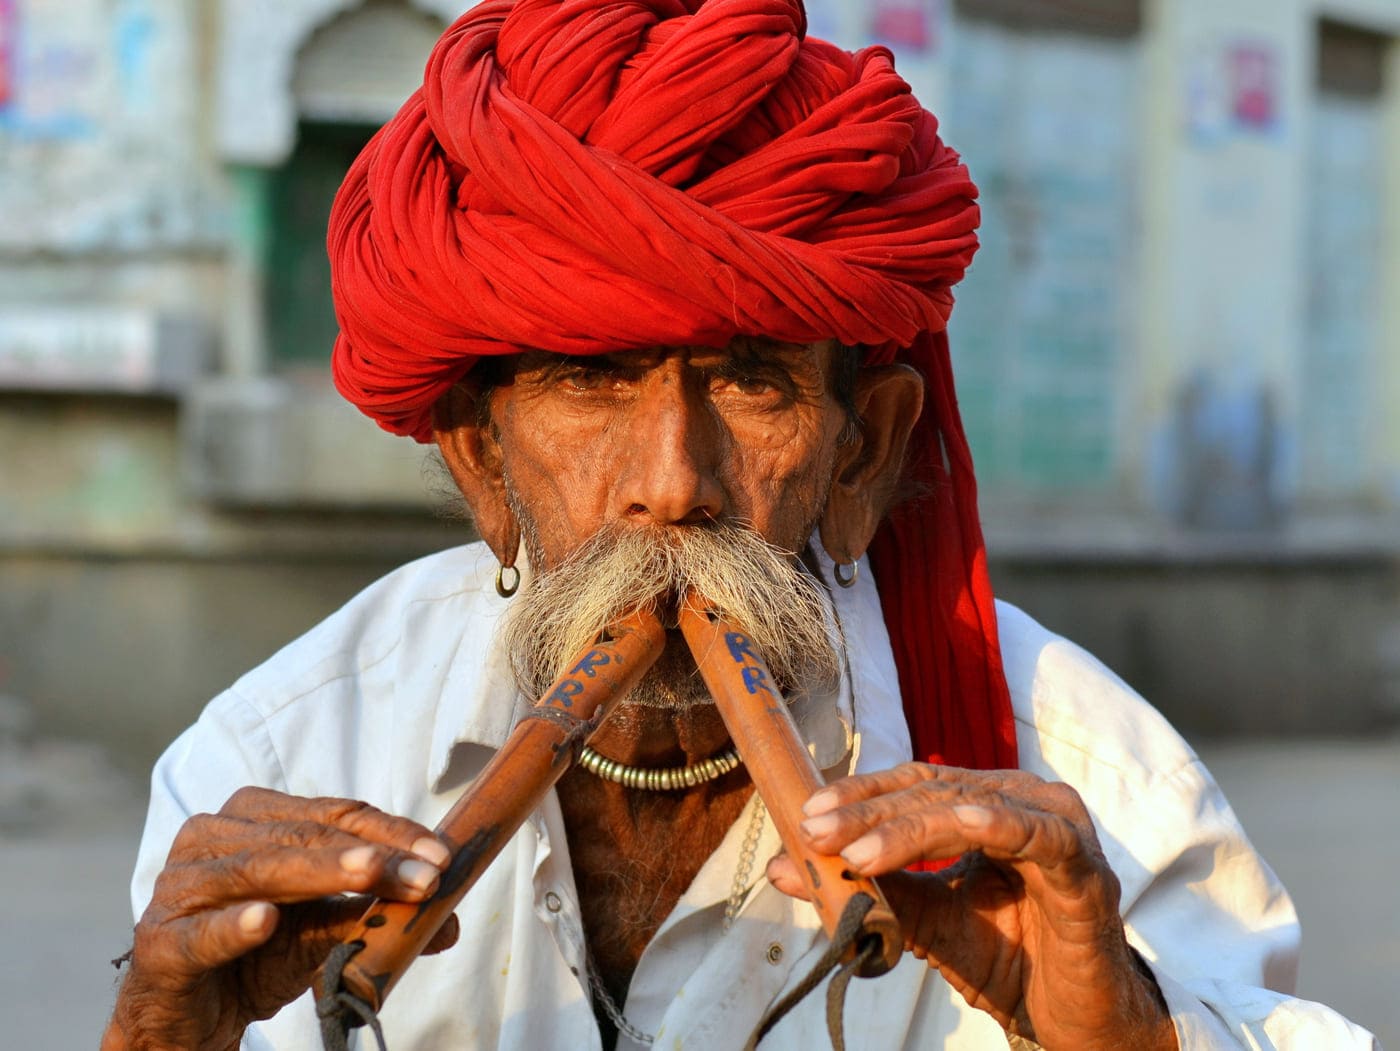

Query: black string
824;938;880;1051
317;940;388;1051
742;893;880;1051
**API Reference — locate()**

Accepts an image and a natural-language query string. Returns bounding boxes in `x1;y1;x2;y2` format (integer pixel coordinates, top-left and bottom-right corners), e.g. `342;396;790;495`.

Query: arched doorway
267;1;446;367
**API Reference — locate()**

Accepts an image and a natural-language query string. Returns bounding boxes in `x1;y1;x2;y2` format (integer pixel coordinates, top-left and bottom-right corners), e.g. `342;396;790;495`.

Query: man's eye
559;366;614;391
713;369;783;398
729;376;774;396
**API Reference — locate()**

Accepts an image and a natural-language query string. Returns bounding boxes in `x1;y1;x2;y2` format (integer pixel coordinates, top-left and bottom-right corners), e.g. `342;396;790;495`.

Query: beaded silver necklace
578;744;741;791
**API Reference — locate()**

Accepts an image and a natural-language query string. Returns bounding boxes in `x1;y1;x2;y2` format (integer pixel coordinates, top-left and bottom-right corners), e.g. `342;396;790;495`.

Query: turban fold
329;0;1018;777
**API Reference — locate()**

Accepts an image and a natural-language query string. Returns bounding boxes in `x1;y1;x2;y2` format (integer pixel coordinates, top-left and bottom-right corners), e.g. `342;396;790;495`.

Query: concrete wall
0;554;406;772
991;549;1400;736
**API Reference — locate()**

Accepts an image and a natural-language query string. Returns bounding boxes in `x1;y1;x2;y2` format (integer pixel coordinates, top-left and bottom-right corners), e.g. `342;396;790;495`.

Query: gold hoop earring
496;564;520;599
833;560;858;589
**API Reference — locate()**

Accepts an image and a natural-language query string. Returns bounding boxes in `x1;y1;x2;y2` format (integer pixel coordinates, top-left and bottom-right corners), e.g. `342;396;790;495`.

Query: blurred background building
2;0;1400;771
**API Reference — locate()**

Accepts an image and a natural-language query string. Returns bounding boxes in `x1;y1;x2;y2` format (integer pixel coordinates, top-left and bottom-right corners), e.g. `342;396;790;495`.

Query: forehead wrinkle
510;337;834;370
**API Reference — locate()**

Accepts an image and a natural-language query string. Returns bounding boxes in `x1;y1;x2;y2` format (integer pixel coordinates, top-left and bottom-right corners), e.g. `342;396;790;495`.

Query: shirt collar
425;547;528;793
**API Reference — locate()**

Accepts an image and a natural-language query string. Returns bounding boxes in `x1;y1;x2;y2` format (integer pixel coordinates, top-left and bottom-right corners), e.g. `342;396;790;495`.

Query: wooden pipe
678;592;904;977
327;608;667;1013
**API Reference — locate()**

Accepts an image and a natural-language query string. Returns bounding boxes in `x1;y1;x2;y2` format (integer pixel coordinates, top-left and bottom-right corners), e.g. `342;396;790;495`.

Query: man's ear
433;383;521;566
819;365;924;564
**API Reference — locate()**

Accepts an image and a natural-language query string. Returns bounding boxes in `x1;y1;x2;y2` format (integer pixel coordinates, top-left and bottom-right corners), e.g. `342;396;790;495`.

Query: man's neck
556;705;753;1049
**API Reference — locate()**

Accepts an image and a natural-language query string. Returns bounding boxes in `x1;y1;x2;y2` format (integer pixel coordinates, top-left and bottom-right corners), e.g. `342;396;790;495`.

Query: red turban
328;0;1018;775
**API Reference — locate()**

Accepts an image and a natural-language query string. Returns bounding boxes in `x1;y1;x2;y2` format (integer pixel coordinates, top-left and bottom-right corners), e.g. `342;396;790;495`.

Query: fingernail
399;858;440;893
802;790;838;816
239;902;274;934
800;813;839;839
411;837;451;868
840;834;880;871
953;805;994;828
340;845;378;874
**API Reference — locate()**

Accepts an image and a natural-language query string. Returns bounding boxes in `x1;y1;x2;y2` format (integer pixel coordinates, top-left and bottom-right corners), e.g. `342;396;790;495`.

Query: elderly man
105;1;1376;1049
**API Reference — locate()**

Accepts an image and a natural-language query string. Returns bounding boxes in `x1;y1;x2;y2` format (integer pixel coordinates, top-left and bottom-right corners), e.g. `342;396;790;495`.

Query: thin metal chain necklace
585;796;768;1046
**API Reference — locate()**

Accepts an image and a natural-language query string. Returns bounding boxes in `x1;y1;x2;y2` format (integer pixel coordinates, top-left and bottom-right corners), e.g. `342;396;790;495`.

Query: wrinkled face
436;335;923;708
485;337;852;569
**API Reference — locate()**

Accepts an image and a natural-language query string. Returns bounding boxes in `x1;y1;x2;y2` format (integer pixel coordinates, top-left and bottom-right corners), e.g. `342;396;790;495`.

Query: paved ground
1197;739;1400;1049
0;727;146;1050
3;735;1395;1049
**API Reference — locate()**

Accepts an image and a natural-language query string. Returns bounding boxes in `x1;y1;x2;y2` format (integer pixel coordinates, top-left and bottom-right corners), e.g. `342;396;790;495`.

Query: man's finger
802;765;942;816
141;901;281;977
164;842;444;910
217;788;449;865
831;800;1096;886
800;781;1005;856
170;814;438;868
764;852;809;900
424;913;461;956
804;764;1048;817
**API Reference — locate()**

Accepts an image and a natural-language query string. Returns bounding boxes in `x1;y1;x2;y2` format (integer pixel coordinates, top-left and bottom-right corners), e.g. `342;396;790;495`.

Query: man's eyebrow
518;352;632;378
710;356;792;378
721;343;826;380
732;337;828;365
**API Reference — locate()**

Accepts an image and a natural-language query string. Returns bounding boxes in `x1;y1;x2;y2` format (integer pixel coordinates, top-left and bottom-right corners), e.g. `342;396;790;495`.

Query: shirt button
545;891;563;913
765;942;784;965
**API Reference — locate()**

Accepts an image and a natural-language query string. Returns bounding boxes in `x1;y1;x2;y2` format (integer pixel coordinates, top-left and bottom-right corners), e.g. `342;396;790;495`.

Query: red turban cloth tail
328;0;1019;775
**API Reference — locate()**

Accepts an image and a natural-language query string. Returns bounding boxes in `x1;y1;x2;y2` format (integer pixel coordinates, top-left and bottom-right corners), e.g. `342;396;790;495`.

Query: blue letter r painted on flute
545;679;584;707
725;632;756;666
569;650;611;678
742;665;776;698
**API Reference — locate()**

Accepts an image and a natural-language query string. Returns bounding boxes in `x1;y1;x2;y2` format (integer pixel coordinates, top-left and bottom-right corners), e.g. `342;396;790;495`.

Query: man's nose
615;372;725;527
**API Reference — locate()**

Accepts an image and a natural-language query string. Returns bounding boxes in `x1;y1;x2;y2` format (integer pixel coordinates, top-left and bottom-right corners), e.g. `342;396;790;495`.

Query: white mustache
499;523;840;708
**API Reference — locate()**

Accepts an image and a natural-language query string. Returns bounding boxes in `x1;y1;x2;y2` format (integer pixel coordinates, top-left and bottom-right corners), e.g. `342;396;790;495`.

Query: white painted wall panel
0;0;211;251
1303;91;1385;496
945;18;1140;492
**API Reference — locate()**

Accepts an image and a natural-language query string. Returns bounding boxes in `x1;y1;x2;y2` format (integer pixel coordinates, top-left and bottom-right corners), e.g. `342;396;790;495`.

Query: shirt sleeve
1120;758;1380;1049
1149;967;1381;1050
130;689;288;921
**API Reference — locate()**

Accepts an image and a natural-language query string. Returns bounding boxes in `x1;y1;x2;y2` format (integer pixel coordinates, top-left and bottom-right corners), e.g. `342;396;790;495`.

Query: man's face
437;336;922;708
485;337;853;569
482;337;854;709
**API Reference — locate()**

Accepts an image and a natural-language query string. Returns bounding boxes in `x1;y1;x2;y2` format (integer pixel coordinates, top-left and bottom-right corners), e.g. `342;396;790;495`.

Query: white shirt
132;542;1379;1049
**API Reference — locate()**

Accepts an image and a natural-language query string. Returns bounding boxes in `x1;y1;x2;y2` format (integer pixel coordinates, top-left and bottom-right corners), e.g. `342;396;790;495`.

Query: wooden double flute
678;592;903;978
327;608;668;1012
323;591;902;1028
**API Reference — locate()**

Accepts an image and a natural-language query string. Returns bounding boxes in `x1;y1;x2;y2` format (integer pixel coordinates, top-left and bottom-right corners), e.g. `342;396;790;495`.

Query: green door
266;120;379;368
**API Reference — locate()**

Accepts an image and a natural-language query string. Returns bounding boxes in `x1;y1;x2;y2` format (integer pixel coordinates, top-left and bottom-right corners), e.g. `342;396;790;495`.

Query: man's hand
103;787;459;1051
766;765;1178;1051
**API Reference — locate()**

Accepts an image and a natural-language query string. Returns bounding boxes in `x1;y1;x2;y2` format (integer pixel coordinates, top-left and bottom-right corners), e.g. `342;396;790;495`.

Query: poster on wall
869;0;940;55
1228;42;1278;131
0;0;16;109
0;0;104;139
1185;37;1283;145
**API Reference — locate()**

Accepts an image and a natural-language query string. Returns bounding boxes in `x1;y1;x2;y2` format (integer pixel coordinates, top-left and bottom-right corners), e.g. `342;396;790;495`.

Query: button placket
532;790;587;985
